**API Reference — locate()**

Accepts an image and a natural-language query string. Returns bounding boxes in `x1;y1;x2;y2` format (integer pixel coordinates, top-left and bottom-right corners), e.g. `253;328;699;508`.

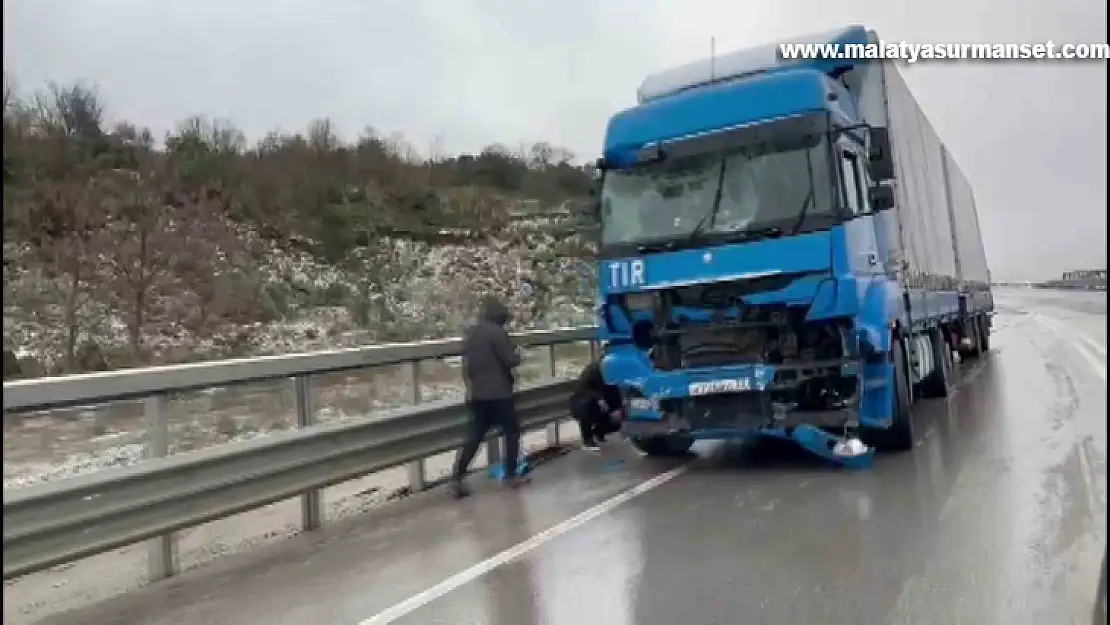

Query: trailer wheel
920;327;953;398
630;435;694;457
875;338;915;452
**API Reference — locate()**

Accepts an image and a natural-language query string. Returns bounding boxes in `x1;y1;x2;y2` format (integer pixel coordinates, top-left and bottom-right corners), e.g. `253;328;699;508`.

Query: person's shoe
582;441;601;452
449;479;471;499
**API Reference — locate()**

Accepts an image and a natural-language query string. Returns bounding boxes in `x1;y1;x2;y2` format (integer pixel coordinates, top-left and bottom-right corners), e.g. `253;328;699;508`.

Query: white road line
1074;338;1108;383
1078;334;1108;362
1030;312;1107;382
1037;312;1107;359
359;465;688;624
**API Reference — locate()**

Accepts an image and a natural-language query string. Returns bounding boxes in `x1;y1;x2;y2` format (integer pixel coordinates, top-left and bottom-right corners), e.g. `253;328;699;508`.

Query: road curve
29;289;1108;625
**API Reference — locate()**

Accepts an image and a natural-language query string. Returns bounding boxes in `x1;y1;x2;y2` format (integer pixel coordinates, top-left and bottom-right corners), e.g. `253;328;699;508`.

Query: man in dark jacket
450;295;527;498
569;360;624;451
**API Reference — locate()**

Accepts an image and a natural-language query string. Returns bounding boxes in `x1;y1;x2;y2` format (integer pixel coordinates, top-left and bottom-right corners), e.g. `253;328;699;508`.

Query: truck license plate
688;378;752;396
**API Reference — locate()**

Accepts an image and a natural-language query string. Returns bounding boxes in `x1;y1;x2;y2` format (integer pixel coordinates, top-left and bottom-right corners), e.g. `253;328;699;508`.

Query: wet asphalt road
36;289;1107;625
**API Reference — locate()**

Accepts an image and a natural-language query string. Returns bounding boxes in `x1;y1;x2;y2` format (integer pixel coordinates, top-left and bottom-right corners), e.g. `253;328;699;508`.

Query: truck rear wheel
873;338;915;452
630;435;694;457
920;327;953;398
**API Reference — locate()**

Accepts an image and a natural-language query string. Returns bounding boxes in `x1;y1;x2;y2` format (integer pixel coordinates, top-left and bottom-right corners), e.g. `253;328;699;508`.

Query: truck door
838;146;884;282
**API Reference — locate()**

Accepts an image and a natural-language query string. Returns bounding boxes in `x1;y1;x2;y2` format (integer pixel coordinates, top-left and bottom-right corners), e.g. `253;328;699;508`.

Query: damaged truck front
592;25;994;463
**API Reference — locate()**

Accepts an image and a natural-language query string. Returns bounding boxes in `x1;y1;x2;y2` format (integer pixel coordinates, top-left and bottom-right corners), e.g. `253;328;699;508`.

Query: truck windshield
600;134;835;249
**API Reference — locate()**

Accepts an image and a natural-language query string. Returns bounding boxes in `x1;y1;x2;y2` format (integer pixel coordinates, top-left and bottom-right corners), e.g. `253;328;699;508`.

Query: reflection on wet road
36;289;1107;625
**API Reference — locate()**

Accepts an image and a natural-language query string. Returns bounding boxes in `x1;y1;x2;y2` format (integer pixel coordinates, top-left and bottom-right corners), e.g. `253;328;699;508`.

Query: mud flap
787;424;875;470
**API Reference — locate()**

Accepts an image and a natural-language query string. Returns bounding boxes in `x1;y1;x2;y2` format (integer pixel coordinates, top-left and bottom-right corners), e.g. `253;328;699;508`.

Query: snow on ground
3;214;597;374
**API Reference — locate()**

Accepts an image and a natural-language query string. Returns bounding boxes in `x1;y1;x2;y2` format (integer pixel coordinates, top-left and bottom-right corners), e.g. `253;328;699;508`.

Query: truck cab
592;26;988;460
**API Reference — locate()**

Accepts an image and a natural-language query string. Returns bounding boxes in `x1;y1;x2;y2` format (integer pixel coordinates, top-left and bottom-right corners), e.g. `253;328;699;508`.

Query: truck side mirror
868;185;895;211
868;127;895;182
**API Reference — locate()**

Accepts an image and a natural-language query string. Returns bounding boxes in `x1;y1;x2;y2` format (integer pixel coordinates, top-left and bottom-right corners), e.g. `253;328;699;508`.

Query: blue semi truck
592;25;993;462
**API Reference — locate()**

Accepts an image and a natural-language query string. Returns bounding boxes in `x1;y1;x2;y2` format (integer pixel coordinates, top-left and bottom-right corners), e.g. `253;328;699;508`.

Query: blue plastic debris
788;424;875;470
487;459;531;481
601;459;625;471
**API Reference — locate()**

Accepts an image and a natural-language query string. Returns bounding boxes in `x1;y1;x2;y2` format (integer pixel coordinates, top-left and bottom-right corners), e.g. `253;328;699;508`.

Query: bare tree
42;179;110;371
5;86;113;371
6;173;109;372
307;118;339;153
426;133;446;185
2;77;598;373
529;141;555;170
93;146;217;359
30;81;104;142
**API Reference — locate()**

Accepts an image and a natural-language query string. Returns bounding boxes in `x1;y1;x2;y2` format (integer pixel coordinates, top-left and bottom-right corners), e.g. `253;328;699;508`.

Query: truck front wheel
978;315;991;355
870;338;915;452
630;435;694;457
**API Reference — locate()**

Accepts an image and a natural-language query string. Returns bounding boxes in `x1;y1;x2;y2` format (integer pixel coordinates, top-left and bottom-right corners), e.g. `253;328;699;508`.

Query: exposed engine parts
615;278;859;413
618;280;851;369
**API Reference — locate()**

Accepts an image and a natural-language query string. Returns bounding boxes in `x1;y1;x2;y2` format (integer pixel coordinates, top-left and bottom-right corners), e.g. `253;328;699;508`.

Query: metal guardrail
2;326;599;582
3;326;597;413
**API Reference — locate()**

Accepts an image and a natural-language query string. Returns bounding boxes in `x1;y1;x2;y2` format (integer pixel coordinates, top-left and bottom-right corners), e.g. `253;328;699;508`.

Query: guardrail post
143;393;178;582
405;360;426;492
543;344;560;447
294;375;322;531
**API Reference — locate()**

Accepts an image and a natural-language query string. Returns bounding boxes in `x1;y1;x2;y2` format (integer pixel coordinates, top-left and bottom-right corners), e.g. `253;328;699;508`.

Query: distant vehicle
590;25;993;462
1038;269;1108;291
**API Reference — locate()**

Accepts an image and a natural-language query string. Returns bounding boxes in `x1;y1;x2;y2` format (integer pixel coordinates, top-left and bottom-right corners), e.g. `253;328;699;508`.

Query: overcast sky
4;0;1106;281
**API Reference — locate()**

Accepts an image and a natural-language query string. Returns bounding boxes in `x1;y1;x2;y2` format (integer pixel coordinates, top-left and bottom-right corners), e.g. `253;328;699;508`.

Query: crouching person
569;360;624;451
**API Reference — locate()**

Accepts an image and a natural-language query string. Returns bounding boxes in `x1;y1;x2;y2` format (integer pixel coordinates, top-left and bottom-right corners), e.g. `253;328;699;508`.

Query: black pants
570;392;619;445
453;398;521;481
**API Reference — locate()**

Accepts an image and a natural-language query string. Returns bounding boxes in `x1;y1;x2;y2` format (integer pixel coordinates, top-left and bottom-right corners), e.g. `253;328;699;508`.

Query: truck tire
977;315;991;355
963;317;983;360
920;327;953;398
630;435;694;457
874;338;915;452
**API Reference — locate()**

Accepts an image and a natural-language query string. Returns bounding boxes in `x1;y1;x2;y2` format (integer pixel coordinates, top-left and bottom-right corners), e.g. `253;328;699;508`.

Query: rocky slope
3;212;598;378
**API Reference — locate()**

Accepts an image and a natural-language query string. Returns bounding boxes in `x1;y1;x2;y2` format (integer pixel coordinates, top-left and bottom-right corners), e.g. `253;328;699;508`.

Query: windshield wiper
684;157;730;246
636;240;677;253
788;148;817;236
788;188;814;236
724;226;784;242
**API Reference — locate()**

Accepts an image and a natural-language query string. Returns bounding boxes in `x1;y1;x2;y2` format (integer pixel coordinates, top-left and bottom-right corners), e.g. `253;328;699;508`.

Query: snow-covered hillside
3;213;598;376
